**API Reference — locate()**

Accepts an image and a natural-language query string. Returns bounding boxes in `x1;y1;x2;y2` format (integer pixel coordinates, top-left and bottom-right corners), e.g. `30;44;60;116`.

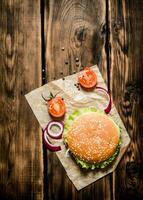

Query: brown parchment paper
25;65;130;190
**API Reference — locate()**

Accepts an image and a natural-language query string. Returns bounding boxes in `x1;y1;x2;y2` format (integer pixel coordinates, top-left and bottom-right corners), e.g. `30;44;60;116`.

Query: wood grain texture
44;0;108;82
0;1;43;200
1;0;142;199
109;0;143;199
44;0;112;199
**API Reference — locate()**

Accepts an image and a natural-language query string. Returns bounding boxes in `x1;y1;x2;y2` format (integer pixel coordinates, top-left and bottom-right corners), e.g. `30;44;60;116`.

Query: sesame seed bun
66;112;120;165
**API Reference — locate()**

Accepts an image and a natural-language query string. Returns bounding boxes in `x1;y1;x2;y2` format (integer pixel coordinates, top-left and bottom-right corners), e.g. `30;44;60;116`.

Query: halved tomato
78;67;97;89
47;97;66;118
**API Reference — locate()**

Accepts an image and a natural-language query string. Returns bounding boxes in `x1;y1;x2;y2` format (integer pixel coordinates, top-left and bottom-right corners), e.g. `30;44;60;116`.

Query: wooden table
0;1;143;200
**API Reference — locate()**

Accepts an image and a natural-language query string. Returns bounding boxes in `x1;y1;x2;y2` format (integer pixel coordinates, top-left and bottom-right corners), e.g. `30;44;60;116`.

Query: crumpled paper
25;65;130;190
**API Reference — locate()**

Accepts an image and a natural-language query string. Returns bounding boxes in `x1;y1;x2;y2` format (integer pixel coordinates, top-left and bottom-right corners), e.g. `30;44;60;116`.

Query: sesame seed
75;57;79;62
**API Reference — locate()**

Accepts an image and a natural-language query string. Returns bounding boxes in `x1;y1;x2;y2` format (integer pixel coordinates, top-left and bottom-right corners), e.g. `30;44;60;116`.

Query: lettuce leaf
63;107;121;169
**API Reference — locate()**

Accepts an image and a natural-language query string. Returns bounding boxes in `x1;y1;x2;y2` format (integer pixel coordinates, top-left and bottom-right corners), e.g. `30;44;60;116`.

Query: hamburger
64;108;121;169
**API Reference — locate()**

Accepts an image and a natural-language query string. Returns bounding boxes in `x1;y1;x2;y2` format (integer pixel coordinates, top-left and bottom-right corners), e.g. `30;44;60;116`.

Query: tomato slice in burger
78;67;97;89
48;97;66;118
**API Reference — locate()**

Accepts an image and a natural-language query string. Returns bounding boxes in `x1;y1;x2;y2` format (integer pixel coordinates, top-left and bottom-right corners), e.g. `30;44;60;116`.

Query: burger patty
66;112;120;164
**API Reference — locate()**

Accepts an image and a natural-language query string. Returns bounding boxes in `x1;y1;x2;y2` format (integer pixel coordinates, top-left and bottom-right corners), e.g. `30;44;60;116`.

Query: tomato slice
78;67;97;89
48;97;66;118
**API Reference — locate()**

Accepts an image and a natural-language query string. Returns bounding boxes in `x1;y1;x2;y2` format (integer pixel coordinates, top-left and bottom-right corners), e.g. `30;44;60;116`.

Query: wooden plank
44;0;112;199
44;0;108;81
0;1;43;199
108;0;143;199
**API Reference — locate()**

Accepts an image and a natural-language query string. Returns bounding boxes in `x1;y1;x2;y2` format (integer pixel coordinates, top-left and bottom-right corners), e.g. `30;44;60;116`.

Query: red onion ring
42;128;61;151
46;121;64;139
95;86;112;114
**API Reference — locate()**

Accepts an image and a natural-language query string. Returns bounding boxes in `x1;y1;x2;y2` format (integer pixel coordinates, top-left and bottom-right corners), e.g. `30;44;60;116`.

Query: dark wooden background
0;0;143;200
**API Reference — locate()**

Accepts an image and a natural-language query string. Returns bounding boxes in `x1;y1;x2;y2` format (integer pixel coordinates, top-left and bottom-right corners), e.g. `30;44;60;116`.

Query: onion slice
46;121;64;139
95;86;112;114
42;129;61;151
